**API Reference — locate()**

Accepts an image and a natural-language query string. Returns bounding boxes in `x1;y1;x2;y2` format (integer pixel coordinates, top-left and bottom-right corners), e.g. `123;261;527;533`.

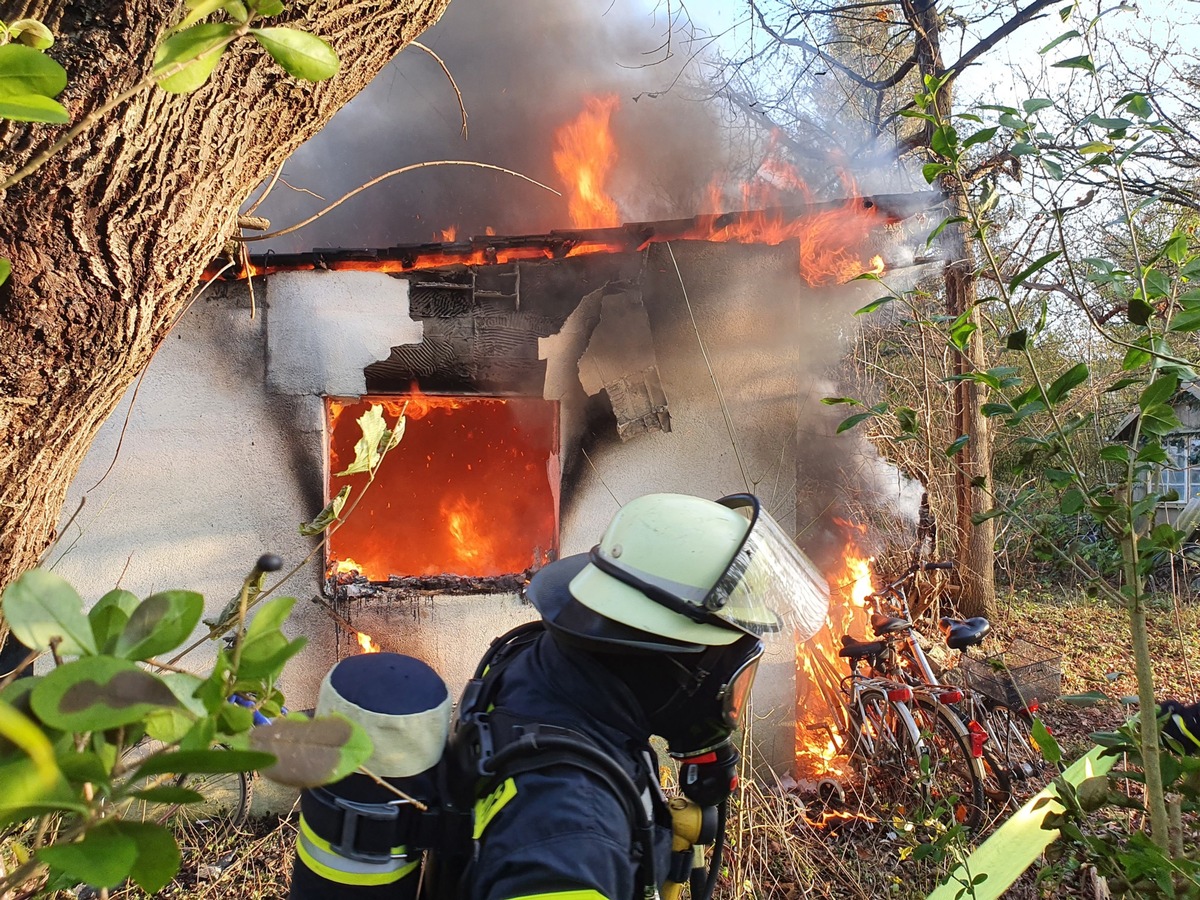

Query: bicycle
119;692;282;835
864;562;1045;818
836;629;985;828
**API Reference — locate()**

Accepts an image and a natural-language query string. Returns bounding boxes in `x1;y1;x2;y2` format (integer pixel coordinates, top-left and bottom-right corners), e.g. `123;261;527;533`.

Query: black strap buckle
308;789;415;863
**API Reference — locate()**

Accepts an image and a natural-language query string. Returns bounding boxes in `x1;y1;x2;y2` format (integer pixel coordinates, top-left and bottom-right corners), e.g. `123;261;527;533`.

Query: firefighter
445;491;829;900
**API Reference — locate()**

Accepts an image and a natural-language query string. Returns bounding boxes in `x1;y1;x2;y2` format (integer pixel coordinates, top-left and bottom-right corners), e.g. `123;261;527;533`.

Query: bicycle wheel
909;697;986;829
985;704;1041;789
120;740;252;836
849;687;927;819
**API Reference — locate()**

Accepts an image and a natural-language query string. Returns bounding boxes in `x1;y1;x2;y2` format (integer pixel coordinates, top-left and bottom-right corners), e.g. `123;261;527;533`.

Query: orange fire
356;631;381;653
795;527;876;778
326;394;559;582
553;95;621;229
440;225;458;242
328;557;364;578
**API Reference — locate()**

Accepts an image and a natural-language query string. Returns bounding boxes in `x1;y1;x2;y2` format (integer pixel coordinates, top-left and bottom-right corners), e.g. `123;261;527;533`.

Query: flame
325;394;559;582
553;95;621;228
795;524;876;778
443;494;497;570
440;225;458;242
356;631;381;653
328;557;364;577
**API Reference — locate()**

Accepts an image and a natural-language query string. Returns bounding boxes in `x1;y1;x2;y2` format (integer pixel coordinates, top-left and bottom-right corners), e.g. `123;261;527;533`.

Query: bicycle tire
985;704;1042;788
121;740;253;836
848;687;927;820
909;696;986;829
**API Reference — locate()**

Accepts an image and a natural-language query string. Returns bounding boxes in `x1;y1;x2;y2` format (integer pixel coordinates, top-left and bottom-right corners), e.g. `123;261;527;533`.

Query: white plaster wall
57;258;807;778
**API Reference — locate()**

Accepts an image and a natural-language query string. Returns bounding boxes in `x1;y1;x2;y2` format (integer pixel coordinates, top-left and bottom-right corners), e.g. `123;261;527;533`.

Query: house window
1159;433;1200;502
326;394;560;583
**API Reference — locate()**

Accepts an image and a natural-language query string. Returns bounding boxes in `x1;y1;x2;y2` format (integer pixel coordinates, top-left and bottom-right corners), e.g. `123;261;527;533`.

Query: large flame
795;523;875;779
553;94;621;229
326;393;559;582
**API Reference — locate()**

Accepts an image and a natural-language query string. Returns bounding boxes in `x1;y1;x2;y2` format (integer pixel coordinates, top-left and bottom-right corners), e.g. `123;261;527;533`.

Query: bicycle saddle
839;634;886;659
870;612;911;636
938;616;990;650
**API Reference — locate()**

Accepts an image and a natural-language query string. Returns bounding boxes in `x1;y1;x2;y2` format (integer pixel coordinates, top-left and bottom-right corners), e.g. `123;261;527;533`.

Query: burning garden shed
51;193;929;777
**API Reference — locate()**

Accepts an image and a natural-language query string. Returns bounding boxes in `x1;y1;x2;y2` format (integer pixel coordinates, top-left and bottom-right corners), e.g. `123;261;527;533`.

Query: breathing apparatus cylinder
289;652;451;900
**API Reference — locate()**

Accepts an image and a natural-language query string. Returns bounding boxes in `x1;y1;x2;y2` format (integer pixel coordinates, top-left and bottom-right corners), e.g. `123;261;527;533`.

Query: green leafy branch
0;564;371;896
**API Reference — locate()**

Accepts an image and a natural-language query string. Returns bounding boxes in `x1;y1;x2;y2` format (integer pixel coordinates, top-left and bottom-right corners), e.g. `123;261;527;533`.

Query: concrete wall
55;254;812;776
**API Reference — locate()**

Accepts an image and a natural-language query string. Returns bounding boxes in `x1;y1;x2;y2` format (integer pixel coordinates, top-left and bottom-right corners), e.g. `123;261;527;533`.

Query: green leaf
1128;295;1153;326
171;0;226;33
249;0;286;14
0;91;68;122
1078;140;1115;155
31;657;180;732
115;591;203;661
1052;55;1096;72
250;27;339;81
1140;403;1180;436
1123;343;1152;370
237;596;307;679
1099;445;1130;463
1123;93;1152;118
1104;377;1141;393
1168;307;1200;333
981;402;1015;418
109;822;182;893
1041;157;1064;180
836;412;873;433
1038;31;1080;54
948;313;977;351
2;569;97;657
1022;97;1056;113
1164;233;1190;266
88;589;140;653
0;699;59;789
1139;374;1178;411
922;162;948;184
962;126;998;149
250;714;373;788
0;43;67;98
945;434;969;457
38;824;139;889
895;407;918;434
1059;690;1110;707
1032;718;1063;765
1009;251;1062;291
300;485;350;536
1046;362;1089;403
925;215;965;248
1005;329;1028;351
153;22;237;94
0;258;9;287
821;396;861;406
132;747;275;779
1060;488;1086;514
854;296;892;316
129;785;204;805
8;19;55;50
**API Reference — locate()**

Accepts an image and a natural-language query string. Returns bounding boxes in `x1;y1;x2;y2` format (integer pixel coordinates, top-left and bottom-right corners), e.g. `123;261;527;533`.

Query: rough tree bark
0;0;451;647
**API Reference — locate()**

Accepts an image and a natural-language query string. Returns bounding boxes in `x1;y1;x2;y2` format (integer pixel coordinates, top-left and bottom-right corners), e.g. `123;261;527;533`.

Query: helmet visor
705;495;830;641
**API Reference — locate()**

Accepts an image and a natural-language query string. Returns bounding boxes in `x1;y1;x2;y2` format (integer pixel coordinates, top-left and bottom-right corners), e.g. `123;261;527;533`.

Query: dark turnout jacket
460;633;673;900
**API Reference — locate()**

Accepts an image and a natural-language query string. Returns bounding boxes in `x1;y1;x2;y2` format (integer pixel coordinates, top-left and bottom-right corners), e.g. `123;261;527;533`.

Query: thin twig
237;161;561;243
410;41;468;139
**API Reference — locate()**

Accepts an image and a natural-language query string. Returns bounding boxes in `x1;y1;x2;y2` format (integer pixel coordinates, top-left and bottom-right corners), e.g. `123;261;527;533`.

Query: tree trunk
0;0;451;647
945;204;997;619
